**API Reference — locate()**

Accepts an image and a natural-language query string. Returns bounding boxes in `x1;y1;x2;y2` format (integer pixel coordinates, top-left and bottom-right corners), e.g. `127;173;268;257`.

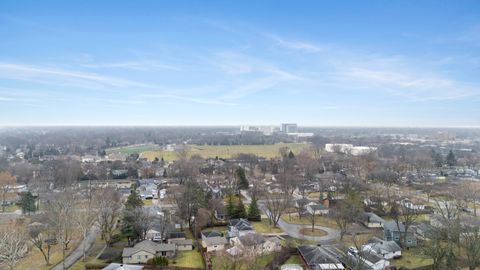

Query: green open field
106;143;161;155
108;143;310;161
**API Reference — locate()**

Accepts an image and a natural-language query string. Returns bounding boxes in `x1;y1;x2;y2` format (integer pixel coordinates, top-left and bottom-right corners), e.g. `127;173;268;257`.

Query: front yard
281;214;339;229
390;249;433;269
252;219;284;234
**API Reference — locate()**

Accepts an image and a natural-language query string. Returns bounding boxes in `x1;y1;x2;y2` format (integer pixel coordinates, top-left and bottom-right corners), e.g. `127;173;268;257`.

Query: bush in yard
147;256;169;266
85;262;108;269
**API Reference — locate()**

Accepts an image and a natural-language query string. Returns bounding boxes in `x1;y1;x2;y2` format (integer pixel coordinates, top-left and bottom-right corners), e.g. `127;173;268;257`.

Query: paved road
276;215;340;243
241;190;340;242
51;225;101;270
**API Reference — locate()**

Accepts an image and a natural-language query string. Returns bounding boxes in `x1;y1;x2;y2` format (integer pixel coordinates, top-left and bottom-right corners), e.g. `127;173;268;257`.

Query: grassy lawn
340;231;383;248
391;249;432;269
211;253;275;270
172;250;205;269
281;214;339;229
284;254;303;265
14;244;66;270
69;258;107;270
143;199;154;206
283;237;318;247
252;219;284;234
106;143;161;154
1;204;20;212
137;143;309;161
299;228;327;237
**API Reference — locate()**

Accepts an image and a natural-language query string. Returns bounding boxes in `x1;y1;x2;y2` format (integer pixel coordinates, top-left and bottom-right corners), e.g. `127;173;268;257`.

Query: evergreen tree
226;193;236;218
247;196;261;221
20;191;36;215
446;150;457;167
125;189;143;210
235;198;247;219
288;150;295;159
163;169;167;177
236;167;249;190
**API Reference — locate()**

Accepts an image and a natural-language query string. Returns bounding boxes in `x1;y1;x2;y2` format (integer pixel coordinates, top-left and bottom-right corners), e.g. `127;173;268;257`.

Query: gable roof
202;231;223;238
298;245;343;267
360;212;385;223
366;237;401;253
122;240;175;257
229;218;253;231
167;231;186;239
204;236;228;246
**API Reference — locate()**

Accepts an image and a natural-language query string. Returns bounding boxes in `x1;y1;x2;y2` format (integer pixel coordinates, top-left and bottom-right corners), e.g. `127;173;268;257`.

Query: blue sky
1;1;479;127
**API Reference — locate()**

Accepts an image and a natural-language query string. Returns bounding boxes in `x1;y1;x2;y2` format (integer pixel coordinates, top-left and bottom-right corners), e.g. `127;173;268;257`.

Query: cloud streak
0;63;152;88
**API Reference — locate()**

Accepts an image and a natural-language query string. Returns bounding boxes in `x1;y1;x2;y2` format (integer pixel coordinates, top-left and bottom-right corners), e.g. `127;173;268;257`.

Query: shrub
85;262;108;269
147;256;169;266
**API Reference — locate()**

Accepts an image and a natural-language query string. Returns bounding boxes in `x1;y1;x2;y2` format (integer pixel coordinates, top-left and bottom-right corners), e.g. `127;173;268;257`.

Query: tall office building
281;123;298;134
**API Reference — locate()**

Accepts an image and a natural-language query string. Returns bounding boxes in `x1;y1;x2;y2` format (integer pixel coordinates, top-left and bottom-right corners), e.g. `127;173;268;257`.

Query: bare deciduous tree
95;187;122;246
462;226;480;270
390;201;419;248
28;222;54;266
0;223;28;270
264;173;296;227
331;191;362;240
0;171;16;212
45;191;77;270
75;198;97;261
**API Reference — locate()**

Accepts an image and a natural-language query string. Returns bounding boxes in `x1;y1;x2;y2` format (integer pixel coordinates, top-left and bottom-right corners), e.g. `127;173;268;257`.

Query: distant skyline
1;1;480;127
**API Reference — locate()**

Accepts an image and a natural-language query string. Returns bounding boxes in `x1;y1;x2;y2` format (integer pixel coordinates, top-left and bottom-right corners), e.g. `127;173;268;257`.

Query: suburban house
166;231;186;243
383;221;417;247
201;231;228;252
169;239;193;251
146;228;162;242
402;199;426;211
362;237;402;259
359;212;385;228
295;198;316;209
229;233;281;256
298;245;345;270
306;204;329;215
344;251;390;270
214;209;228;221
228;218;255;238
122;240;176;264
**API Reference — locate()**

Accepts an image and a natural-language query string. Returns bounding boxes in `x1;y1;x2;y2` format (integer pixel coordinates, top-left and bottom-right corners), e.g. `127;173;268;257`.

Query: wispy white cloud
80;61;181;71
142;93;236;106
0;62;152;88
268;34;324;52
267;34;480;102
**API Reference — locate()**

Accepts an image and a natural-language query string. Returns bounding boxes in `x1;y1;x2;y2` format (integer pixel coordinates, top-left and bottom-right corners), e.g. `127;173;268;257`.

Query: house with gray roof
122;240;176;264
228;218;255;238
297;245;345;270
359;212;385;228
383;221;417;247
362;237;401;259
201;230;228;252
